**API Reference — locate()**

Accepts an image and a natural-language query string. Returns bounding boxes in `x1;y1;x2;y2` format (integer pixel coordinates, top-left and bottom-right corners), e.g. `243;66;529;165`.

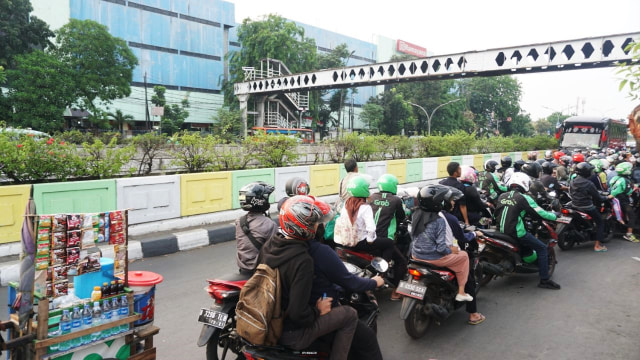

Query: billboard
396;40;427;57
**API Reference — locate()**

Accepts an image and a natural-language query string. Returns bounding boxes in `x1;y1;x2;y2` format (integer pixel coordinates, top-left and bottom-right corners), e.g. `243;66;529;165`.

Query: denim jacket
411;218;451;260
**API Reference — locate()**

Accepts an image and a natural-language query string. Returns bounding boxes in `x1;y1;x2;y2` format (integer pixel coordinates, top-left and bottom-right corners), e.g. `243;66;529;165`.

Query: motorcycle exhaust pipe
428;304;449;320
481;262;506;276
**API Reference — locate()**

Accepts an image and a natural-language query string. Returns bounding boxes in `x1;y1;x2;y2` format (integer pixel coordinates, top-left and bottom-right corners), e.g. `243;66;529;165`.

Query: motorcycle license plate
396;280;427;300
198;308;228;329
556;216;572;224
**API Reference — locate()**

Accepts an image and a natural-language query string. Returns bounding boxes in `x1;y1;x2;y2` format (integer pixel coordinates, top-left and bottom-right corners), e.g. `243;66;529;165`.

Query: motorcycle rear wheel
474;257;493;290
404;302;431;339
557;229;575;250
206;312;243;360
547;248;557;277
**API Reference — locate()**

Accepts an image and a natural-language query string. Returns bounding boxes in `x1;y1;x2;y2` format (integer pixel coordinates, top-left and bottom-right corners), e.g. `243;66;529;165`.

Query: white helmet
599;159;610;170
507;172;531;192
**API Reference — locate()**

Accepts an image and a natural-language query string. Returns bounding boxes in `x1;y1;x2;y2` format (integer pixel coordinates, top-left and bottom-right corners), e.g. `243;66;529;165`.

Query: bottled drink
117;280;125;294
81;303;93;345
101;300;112;338
48;328;60;352
101;282;110;297
110;281;117;296
111;297;121;333
91;302;102;342
70;306;82;347
91;286;102;302
59;309;71;351
119;295;129;333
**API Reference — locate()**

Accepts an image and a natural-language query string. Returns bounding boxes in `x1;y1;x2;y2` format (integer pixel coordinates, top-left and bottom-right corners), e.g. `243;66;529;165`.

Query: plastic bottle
70;306;82;347
59;309;71;351
48;327;60;352
91;286;102;302
91;302;102;342
102;300;112;338
111;297;121;334
110;281;117;296
119;295;129;333
81;303;93;345
102;282;110;297
117;280;125;294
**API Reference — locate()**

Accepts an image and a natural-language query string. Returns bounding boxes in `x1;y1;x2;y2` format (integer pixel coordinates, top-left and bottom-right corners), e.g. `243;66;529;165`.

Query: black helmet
484;160;499;173
575;162;594;178
417;184;451;212
521;161;542;179
514;160;525;171
536;159;545;165
239;181;274;212
285;177;310;197
442;186;463;212
500;156;512;168
541;161;557;175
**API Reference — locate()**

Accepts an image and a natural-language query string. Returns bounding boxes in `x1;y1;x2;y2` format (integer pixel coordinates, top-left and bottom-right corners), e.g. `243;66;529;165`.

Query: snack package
46;267;52;282
51;264;68;282
109;210;123;224
110;221;125;234
79;250;101;274
54;280;68;298
36;241;50;256
66;247;80;265
46;282;53;298
67;230;81;247
53;215;67;232
98;215;110;243
35;269;48;298
51;248;66;266
114;245;127;277
38;215;52;229
109;231;126;245
36;254;49;270
51;232;67;249
37;228;50;242
66;214;81;231
80;228;97;249
82;214;99;229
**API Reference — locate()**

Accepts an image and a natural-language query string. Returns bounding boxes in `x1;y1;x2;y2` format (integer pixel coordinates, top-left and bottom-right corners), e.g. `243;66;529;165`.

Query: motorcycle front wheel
474;256;494;290
547;247;557;277
404;302;431;339
557;228;575;250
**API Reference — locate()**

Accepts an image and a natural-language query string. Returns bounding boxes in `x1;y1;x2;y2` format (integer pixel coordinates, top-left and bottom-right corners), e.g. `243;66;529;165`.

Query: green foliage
0;0;53;69
212;108;242;142
367;88;413;135
151;86;190;135
54;19;138;118
169;132;217;173
0;132;81;183
107;109;135;134
360;103;384;132
342;132;379;161
0;66;5;84
80;137;135;179
617;39;640;100
223;14;317;107
248;131;299;168
54;130;95;145
213;141;252;171
132;132;167;175
6;51;75;133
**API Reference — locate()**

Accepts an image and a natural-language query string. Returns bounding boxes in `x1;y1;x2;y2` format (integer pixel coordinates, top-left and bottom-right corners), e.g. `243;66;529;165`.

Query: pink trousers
414;252;469;290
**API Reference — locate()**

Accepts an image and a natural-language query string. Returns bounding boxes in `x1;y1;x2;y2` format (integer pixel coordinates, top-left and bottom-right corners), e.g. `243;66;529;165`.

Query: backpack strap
240;214;264;251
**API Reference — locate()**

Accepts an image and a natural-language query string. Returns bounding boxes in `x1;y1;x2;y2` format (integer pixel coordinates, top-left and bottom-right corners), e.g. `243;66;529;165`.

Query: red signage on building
396;40;427;57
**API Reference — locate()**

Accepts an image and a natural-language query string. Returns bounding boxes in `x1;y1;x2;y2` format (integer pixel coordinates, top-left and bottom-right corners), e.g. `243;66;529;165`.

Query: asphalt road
2;237;640;359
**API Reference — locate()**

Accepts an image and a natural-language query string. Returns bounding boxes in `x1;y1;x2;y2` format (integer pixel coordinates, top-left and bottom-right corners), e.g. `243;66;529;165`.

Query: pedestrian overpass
234;32;640;134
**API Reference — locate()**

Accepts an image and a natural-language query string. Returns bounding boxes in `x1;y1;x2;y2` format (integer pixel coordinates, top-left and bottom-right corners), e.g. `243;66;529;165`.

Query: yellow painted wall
310;164;340;197
180;172;232;216
437;157;452;179
386;160;407;184
0;185;31;244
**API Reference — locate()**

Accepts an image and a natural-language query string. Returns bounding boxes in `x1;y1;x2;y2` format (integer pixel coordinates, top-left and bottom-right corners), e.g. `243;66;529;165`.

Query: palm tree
107;110;135;136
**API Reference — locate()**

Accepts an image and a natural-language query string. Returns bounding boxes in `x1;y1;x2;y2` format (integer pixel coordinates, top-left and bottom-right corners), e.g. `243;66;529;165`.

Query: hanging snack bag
46;267;53;282
66;247;80;266
54;280;68;298
80;228;97;249
67;214;82;231
51;248;66;266
36;254;49;270
38;215;52;229
79;250;101;274
67;230;81;247
36;241;50;256
37;228;50;242
114;245;127;277
109;232;126;245
110;221;125;234
51;232;67;249
46;282;53;298
109;210;123;224
53;215;67;232
35;270;48;298
52;264;68;282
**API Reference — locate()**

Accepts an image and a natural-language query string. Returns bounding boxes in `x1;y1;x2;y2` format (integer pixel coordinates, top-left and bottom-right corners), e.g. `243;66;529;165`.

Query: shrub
132;132;168;176
343;132;378;161
80;137;136;179
248;131;299;168
169;131;217;173
213;140;252;171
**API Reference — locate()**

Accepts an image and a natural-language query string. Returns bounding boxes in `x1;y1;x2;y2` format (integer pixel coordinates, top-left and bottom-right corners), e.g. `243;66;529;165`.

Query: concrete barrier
437;157;452;178
423;158;438;180
116;175;181;225
364;161;387;185
231;169;276;209
274;166;310;200
406;158;423;183
180;172;232;216
462;155;474;167
0;185;31;244
386;160;407;184
309;164;340;196
33;180;117;214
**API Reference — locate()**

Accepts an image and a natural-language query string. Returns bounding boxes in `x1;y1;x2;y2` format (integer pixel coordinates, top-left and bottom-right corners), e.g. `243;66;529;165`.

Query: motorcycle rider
494;173;561;289
277;177;310;211
569;153;585;182
556;155;571;181
411;184;474;302
439;162;469;224
497;156;513;182
588;159;608;191
540;161;568;193
236;182;277;274
340;158;360;203
521;161;552;203
543;150;554;163
307;199;385;360
369;173;408;300
478;159;508;206
569;162;610;252
609;162;639;243
527;151;538;161
260;196;358;360
459;165;491;226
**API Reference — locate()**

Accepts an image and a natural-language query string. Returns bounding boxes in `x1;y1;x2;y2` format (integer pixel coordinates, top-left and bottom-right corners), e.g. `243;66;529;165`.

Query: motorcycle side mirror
370;257;389;273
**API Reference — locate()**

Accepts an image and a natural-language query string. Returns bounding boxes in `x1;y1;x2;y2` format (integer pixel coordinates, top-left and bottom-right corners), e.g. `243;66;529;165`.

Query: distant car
0;127;50;140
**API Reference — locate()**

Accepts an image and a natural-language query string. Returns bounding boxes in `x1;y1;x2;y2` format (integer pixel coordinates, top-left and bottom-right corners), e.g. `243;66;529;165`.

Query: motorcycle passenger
513;159;525;174
308;200;385;360
439;186;486;325
369;173;408;300
439;162;469;224
540;161;567;193
236;182;277;274
522;161;551;203
344;176;406;294
556;155;571;181
260;196;358;360
410;185;474;302
277;177;311;211
544;150;554;163
569;153;585;182
588;159;607;191
605;157;618;183
609;162;639;243
494;173;561;289
569;162;610;252
459;165;491;226
527;151;538;161
478;160;508;205
498;156;514;183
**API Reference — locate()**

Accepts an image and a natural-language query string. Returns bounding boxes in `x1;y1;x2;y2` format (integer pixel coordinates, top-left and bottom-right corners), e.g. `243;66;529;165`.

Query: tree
314;44;352;137
107;109;135;135
0;66;5;84
360;103;384;132
151;86;190;135
212;108;242;142
222;14;317;107
54;19;138;126
6;51;75;133
618;40;640;100
368;88;413;135
0;0;54;69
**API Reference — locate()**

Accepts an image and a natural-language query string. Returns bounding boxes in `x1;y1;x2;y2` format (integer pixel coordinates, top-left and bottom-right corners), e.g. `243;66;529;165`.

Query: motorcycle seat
409;258;455;273
480;229;518;245
207;272;251;284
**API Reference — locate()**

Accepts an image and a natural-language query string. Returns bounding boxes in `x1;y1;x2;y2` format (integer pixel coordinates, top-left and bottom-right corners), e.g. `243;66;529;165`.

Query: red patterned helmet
279;196;332;240
572;153;585;164
553;151;565;161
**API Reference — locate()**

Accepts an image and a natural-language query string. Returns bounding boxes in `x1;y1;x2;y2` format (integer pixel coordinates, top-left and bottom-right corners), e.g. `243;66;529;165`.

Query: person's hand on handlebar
372;275;385;288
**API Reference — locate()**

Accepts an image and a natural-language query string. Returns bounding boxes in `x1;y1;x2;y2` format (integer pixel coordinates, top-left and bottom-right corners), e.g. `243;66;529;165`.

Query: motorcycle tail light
561;208;571;215
206;284;239;304
431;270;455;281
408;268;422;280
242;352;258;360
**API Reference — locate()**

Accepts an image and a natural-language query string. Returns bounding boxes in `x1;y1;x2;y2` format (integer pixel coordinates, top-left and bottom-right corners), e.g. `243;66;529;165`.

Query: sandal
468;314;486;325
594;247;608;252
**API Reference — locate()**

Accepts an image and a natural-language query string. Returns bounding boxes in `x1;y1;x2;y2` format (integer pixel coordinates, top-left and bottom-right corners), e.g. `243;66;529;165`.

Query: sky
233;0;640;121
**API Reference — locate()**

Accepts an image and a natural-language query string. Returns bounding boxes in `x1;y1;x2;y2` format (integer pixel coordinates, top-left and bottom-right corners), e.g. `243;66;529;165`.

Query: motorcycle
555;195;621;250
474;222;559;288
197;272;251;360
240;258;388;360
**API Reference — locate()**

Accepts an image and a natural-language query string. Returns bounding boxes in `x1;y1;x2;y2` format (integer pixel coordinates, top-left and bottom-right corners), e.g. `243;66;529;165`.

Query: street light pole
408;98;460;136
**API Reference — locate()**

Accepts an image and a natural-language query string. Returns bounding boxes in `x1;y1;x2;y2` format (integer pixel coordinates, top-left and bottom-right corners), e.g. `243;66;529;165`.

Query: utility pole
144;72;151;130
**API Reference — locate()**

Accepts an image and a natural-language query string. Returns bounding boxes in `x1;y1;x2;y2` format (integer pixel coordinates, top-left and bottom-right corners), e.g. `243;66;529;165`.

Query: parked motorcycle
240;258;388;360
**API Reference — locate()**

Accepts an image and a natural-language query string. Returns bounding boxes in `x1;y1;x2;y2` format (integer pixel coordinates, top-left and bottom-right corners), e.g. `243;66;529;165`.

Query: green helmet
615;162;632;176
377;174;399;194
347;175;370;198
589;159;602;173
